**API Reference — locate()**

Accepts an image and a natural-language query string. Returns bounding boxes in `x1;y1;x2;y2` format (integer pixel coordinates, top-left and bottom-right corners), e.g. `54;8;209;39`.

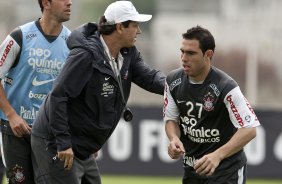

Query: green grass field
101;175;282;184
2;175;282;184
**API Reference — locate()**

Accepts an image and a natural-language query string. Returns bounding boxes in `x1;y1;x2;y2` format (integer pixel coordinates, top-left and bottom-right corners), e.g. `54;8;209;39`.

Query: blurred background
1;0;282;183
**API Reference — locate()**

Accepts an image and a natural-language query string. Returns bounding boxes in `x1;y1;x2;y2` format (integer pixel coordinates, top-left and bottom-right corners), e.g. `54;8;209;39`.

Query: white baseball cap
104;1;152;25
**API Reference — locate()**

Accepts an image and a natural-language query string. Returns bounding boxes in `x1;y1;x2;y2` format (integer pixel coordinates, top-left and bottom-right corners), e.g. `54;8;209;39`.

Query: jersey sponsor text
169;78;181;91
0;40;14;66
26;33;37;40
28;48;65;75
20;106;38;121
180;115;220;143
226;94;244;127
183;155;197;167
29;91;47;100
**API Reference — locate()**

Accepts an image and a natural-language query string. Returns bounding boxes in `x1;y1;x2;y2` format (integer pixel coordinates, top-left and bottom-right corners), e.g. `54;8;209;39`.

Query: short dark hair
98;16;131;35
38;0;52;13
182;25;215;54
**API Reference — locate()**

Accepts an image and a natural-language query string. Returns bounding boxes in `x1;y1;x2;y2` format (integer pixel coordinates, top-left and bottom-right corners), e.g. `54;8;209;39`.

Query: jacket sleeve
131;48;166;95
49;48;93;151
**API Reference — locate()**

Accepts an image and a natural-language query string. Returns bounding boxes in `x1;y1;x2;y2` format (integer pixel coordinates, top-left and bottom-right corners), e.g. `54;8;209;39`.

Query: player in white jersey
0;0;72;183
163;26;260;184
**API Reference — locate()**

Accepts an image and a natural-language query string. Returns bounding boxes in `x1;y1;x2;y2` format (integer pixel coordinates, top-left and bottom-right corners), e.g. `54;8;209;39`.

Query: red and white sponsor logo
244;97;258;121
0;40;14;66
226;94;244;127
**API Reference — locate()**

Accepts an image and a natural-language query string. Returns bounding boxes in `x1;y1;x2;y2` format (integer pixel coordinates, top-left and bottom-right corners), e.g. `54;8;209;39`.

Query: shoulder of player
167;68;183;80
9;27;22;47
9;21;39;47
208;66;239;99
211;66;237;86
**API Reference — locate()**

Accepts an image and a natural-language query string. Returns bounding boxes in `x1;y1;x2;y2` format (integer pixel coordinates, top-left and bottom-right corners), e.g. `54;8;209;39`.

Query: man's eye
186;51;194;55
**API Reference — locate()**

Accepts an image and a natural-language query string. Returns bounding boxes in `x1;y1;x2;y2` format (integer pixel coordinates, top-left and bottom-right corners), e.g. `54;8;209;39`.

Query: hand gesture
57;147;74;170
9;114;31;137
168;138;185;159
194;152;220;176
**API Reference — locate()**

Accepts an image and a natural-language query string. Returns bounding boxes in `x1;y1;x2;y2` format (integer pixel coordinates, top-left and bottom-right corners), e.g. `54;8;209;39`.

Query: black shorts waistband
0;119;32;135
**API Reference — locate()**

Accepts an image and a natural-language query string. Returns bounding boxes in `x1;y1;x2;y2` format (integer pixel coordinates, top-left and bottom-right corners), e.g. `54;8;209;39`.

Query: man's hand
168;138;185;159
9;114;31;137
194;152;221;176
57;148;74;170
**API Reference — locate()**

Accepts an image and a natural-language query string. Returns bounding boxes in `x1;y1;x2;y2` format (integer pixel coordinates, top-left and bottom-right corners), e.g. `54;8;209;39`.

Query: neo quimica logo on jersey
28;48;65;75
180;115;220;143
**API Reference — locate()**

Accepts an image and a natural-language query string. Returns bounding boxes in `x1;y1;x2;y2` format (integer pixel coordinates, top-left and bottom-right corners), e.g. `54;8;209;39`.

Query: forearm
214;127;256;161
166;120;185;158
165;120;181;141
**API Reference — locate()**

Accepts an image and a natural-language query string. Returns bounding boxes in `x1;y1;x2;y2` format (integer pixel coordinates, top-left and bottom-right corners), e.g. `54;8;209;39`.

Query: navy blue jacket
32;23;166;159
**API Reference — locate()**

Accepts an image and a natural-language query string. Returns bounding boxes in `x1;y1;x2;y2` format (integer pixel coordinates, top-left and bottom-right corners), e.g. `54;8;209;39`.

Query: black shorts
0;119;40;184
182;165;246;184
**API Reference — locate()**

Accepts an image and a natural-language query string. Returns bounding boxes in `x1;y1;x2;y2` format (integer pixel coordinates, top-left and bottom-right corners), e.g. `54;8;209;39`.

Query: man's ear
116;23;123;34
205;50;214;59
42;0;51;10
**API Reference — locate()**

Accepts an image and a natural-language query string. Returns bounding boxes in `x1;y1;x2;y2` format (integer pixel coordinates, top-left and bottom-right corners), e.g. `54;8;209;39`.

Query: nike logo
105;77;110;81
32;77;55;86
176;100;186;103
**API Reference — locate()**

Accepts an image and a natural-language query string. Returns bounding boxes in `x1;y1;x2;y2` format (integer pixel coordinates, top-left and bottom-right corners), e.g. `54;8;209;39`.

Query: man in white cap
30;1;166;183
